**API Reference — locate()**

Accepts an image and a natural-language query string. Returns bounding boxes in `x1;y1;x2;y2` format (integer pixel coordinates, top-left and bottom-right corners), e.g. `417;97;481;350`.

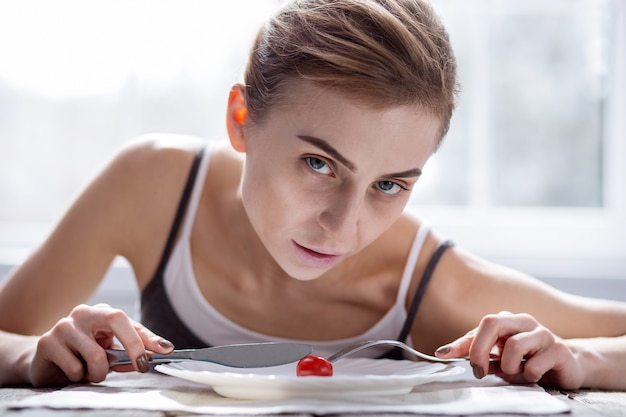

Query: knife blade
106;342;312;368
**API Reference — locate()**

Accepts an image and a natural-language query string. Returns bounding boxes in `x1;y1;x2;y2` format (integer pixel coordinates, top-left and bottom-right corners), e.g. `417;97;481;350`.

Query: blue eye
376;180;402;195
306;157;332;175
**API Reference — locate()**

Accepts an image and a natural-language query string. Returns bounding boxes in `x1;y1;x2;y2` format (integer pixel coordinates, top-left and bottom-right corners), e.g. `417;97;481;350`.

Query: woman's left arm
423;244;626;390
436;311;626;389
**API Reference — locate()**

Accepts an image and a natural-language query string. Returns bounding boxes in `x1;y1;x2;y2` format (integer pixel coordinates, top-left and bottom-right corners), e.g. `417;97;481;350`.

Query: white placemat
8;362;570;415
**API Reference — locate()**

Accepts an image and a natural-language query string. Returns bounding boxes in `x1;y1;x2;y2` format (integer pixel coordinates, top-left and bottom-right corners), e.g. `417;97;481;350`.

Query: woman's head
243;0;458;144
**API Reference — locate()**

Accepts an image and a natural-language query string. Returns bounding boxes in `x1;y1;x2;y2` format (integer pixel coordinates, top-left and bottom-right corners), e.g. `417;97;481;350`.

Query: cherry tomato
296;355;333;377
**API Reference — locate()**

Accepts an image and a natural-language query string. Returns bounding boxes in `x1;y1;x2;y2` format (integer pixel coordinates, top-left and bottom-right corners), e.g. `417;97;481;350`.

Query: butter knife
106;342;312;368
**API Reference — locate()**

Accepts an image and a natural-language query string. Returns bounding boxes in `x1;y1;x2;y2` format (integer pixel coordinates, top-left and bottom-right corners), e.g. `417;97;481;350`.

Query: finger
53;318;111;382
522;341;573;384
105;313;174;371
71;304;173;373
435;329;476;359
132;321;175;354
32;330;86;385
490;361;530;385
498;326;554;375
493;348;554;385
33;318;111;386
98;309;153;373
469;313;538;378
69;305;149;373
111;318;175;373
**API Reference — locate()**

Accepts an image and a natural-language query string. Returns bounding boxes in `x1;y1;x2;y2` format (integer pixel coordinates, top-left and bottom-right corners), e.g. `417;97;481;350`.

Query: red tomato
296;355;334;377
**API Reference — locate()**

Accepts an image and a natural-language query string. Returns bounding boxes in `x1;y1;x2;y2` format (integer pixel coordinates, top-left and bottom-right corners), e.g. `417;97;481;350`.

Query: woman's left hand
435;311;585;389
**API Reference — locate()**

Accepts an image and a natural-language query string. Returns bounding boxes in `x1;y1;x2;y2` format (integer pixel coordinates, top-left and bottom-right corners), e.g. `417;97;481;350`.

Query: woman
1;0;625;389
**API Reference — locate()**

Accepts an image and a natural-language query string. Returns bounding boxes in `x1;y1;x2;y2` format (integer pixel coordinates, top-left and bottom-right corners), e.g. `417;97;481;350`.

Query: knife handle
106;349;185;366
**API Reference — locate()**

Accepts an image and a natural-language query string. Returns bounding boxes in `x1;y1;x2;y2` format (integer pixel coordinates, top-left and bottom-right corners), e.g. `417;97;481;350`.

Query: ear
226;84;248;153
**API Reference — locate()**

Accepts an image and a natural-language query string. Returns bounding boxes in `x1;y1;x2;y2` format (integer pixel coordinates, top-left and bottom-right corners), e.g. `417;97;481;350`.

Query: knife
106;342;312;368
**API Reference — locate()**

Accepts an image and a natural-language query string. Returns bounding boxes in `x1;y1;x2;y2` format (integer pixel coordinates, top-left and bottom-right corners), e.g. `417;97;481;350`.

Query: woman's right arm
1;304;174;387
0;134;202;385
0;329;38;386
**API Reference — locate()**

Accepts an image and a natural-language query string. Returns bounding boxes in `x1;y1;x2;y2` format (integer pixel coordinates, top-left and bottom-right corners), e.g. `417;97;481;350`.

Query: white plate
155;358;465;400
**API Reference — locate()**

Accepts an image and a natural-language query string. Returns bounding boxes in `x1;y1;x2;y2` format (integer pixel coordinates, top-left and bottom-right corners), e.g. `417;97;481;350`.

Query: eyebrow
296;135;422;178
297;135;356;171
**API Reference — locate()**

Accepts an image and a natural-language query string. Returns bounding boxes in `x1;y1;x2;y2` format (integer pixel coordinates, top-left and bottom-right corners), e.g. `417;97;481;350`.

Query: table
1;373;625;417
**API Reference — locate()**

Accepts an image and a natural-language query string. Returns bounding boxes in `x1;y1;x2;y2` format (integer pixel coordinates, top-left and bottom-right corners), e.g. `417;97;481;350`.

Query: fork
326;340;523;364
326;340;465;363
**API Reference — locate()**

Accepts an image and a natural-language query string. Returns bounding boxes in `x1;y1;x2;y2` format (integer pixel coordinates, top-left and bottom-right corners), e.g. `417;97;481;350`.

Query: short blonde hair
243;0;458;143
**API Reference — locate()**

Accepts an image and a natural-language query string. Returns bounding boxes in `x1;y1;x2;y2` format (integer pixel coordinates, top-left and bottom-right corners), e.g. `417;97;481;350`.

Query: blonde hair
244;0;458;142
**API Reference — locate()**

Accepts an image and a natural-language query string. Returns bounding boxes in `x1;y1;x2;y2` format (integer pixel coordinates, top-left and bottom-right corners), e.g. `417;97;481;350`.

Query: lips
292;241;343;269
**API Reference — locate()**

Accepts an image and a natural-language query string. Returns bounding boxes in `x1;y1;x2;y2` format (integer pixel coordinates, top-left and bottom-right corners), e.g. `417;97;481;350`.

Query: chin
281;264;329;282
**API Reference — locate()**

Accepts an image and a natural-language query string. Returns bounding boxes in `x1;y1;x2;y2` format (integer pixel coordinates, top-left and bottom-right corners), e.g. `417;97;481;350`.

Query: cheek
367;217;396;242
360;197;409;241
240;165;312;231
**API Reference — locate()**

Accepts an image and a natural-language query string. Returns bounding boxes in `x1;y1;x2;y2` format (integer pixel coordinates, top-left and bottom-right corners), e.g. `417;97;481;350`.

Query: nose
317;188;364;242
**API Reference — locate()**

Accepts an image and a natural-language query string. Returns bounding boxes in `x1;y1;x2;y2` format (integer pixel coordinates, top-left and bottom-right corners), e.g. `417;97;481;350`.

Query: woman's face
239;81;441;280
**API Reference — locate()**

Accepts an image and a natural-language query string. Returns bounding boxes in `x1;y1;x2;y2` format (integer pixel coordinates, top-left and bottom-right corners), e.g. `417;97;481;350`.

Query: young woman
1;0;625;389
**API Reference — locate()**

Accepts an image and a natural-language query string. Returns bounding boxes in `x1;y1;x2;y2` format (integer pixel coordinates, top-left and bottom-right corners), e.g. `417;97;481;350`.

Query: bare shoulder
113;133;205;181
117;135;237;196
107;133;208;212
99;134;206;236
107;134;208;278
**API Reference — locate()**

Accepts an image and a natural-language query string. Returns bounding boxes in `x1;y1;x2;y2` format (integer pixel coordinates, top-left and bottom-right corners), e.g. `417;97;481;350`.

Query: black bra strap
397;240;455;343
152;146;206;280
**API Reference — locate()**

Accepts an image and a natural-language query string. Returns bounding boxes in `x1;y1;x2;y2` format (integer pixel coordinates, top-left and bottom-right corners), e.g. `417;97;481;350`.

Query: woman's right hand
28;304;174;387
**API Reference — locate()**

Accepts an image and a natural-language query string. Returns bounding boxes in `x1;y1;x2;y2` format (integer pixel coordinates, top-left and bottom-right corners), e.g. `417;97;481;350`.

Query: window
410;0;626;279
0;0;277;263
1;0;625;281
